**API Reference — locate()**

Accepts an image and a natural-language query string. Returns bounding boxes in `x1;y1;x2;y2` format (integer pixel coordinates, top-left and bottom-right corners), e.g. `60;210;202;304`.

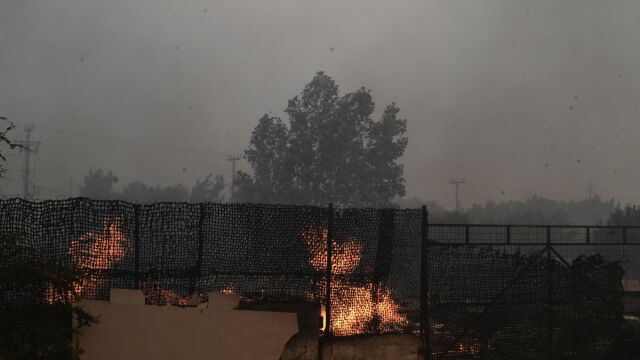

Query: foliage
79;170;225;203
78;170;119;200
393;196;445;212
394;195;616;225
466;197;566;225
0;235;98;360
190;174;225;203
430;210;472;224
120;181;189;202
234;72;408;207
607;204;640;226
426;195;615;225
0;116;20;176
552;254;629;358
430;246;634;358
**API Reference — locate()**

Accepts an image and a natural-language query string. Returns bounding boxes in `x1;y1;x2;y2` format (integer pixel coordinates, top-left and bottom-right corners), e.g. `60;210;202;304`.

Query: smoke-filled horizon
1;0;639;209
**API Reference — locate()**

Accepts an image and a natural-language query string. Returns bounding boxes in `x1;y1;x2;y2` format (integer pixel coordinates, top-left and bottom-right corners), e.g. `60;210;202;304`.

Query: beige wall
75;290;298;360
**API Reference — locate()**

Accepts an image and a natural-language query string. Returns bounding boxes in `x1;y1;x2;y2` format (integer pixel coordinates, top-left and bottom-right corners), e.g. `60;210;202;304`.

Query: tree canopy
234;72;408;207
79;170;225;203
607;204;640;226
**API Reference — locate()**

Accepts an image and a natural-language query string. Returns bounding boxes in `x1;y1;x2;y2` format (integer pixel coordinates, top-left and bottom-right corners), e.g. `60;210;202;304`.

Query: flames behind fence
0;199;422;337
3;199;640;357
302;226;408;335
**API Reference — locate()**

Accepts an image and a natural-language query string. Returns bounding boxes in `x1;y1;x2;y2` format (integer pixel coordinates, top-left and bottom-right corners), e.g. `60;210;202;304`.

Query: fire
302;226;408;336
221;285;237;295
68;216;130;300
140;283;190;306
305;227;363;274
48;215;407;337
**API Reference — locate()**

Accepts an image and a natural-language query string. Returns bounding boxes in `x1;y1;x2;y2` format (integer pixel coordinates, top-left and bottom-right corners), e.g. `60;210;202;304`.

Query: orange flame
221;285;237;295
68;216;130;301
141;283;191;306
302;226;408;336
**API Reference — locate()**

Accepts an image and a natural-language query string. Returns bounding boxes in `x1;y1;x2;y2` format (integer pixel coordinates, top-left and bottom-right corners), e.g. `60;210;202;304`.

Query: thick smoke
1;0;639;208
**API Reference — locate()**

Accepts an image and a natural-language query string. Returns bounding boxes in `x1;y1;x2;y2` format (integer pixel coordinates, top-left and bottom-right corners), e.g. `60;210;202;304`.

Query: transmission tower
449;178;466;213
227;154;241;198
16;125;40;200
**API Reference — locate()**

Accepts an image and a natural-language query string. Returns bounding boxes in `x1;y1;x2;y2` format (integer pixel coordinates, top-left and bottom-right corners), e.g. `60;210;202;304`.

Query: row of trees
397;195;618;225
79;169;225;203
76;72;409;207
79;167;631;227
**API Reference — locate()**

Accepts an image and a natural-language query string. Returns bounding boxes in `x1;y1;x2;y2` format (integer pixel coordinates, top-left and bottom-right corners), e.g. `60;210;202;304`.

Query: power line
39;125;227;156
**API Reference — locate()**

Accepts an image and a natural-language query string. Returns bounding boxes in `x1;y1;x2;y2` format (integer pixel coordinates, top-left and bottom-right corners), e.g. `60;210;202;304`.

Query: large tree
234;72;408;207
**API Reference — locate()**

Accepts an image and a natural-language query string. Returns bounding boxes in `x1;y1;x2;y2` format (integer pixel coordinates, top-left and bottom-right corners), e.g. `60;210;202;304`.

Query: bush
0;235;98;360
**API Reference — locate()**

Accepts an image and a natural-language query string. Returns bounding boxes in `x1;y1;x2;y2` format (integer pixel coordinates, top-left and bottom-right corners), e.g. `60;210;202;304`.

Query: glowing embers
141;283;191;306
302;226;408;336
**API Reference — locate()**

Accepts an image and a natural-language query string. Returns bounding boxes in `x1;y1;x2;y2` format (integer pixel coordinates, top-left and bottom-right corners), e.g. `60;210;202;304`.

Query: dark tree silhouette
234;72;408;207
190;174;225;203
120;181;189;203
79;170;225;203
0;116;19;176
607;204;640;226
79;169;119;200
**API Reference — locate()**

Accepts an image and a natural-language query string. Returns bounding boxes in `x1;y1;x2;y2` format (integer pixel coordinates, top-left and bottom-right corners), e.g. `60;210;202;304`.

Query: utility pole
16;125;40;200
227;154;241;198
449;178;466;213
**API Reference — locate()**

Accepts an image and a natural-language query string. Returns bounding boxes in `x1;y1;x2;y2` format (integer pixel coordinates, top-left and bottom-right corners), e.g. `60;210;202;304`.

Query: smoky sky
1;0;640;209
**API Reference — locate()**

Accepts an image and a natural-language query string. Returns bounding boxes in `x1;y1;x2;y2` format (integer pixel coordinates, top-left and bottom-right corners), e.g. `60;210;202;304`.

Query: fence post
465;224;470;244
324;203;334;338
372;209;394;333
191;203;206;296
586;226;590;244
134;204;141;289
546;226;553;358
420;206;430;359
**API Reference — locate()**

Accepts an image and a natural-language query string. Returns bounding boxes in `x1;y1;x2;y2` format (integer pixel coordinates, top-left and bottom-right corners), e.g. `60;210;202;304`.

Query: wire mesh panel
0;198;421;338
324;208;421;336
198;203;327;303
6;199;639;347
427;224;640;359
0;198;138;301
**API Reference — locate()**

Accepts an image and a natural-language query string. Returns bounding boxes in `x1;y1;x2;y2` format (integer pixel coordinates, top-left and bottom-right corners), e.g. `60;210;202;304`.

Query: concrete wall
245;302;421;360
76;290;420;360
76;290;298;360
320;335;420;360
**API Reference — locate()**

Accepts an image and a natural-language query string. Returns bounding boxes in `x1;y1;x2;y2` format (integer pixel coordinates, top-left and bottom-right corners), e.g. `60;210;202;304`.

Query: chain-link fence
426;224;640;359
0;198;421;338
2;198;640;357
